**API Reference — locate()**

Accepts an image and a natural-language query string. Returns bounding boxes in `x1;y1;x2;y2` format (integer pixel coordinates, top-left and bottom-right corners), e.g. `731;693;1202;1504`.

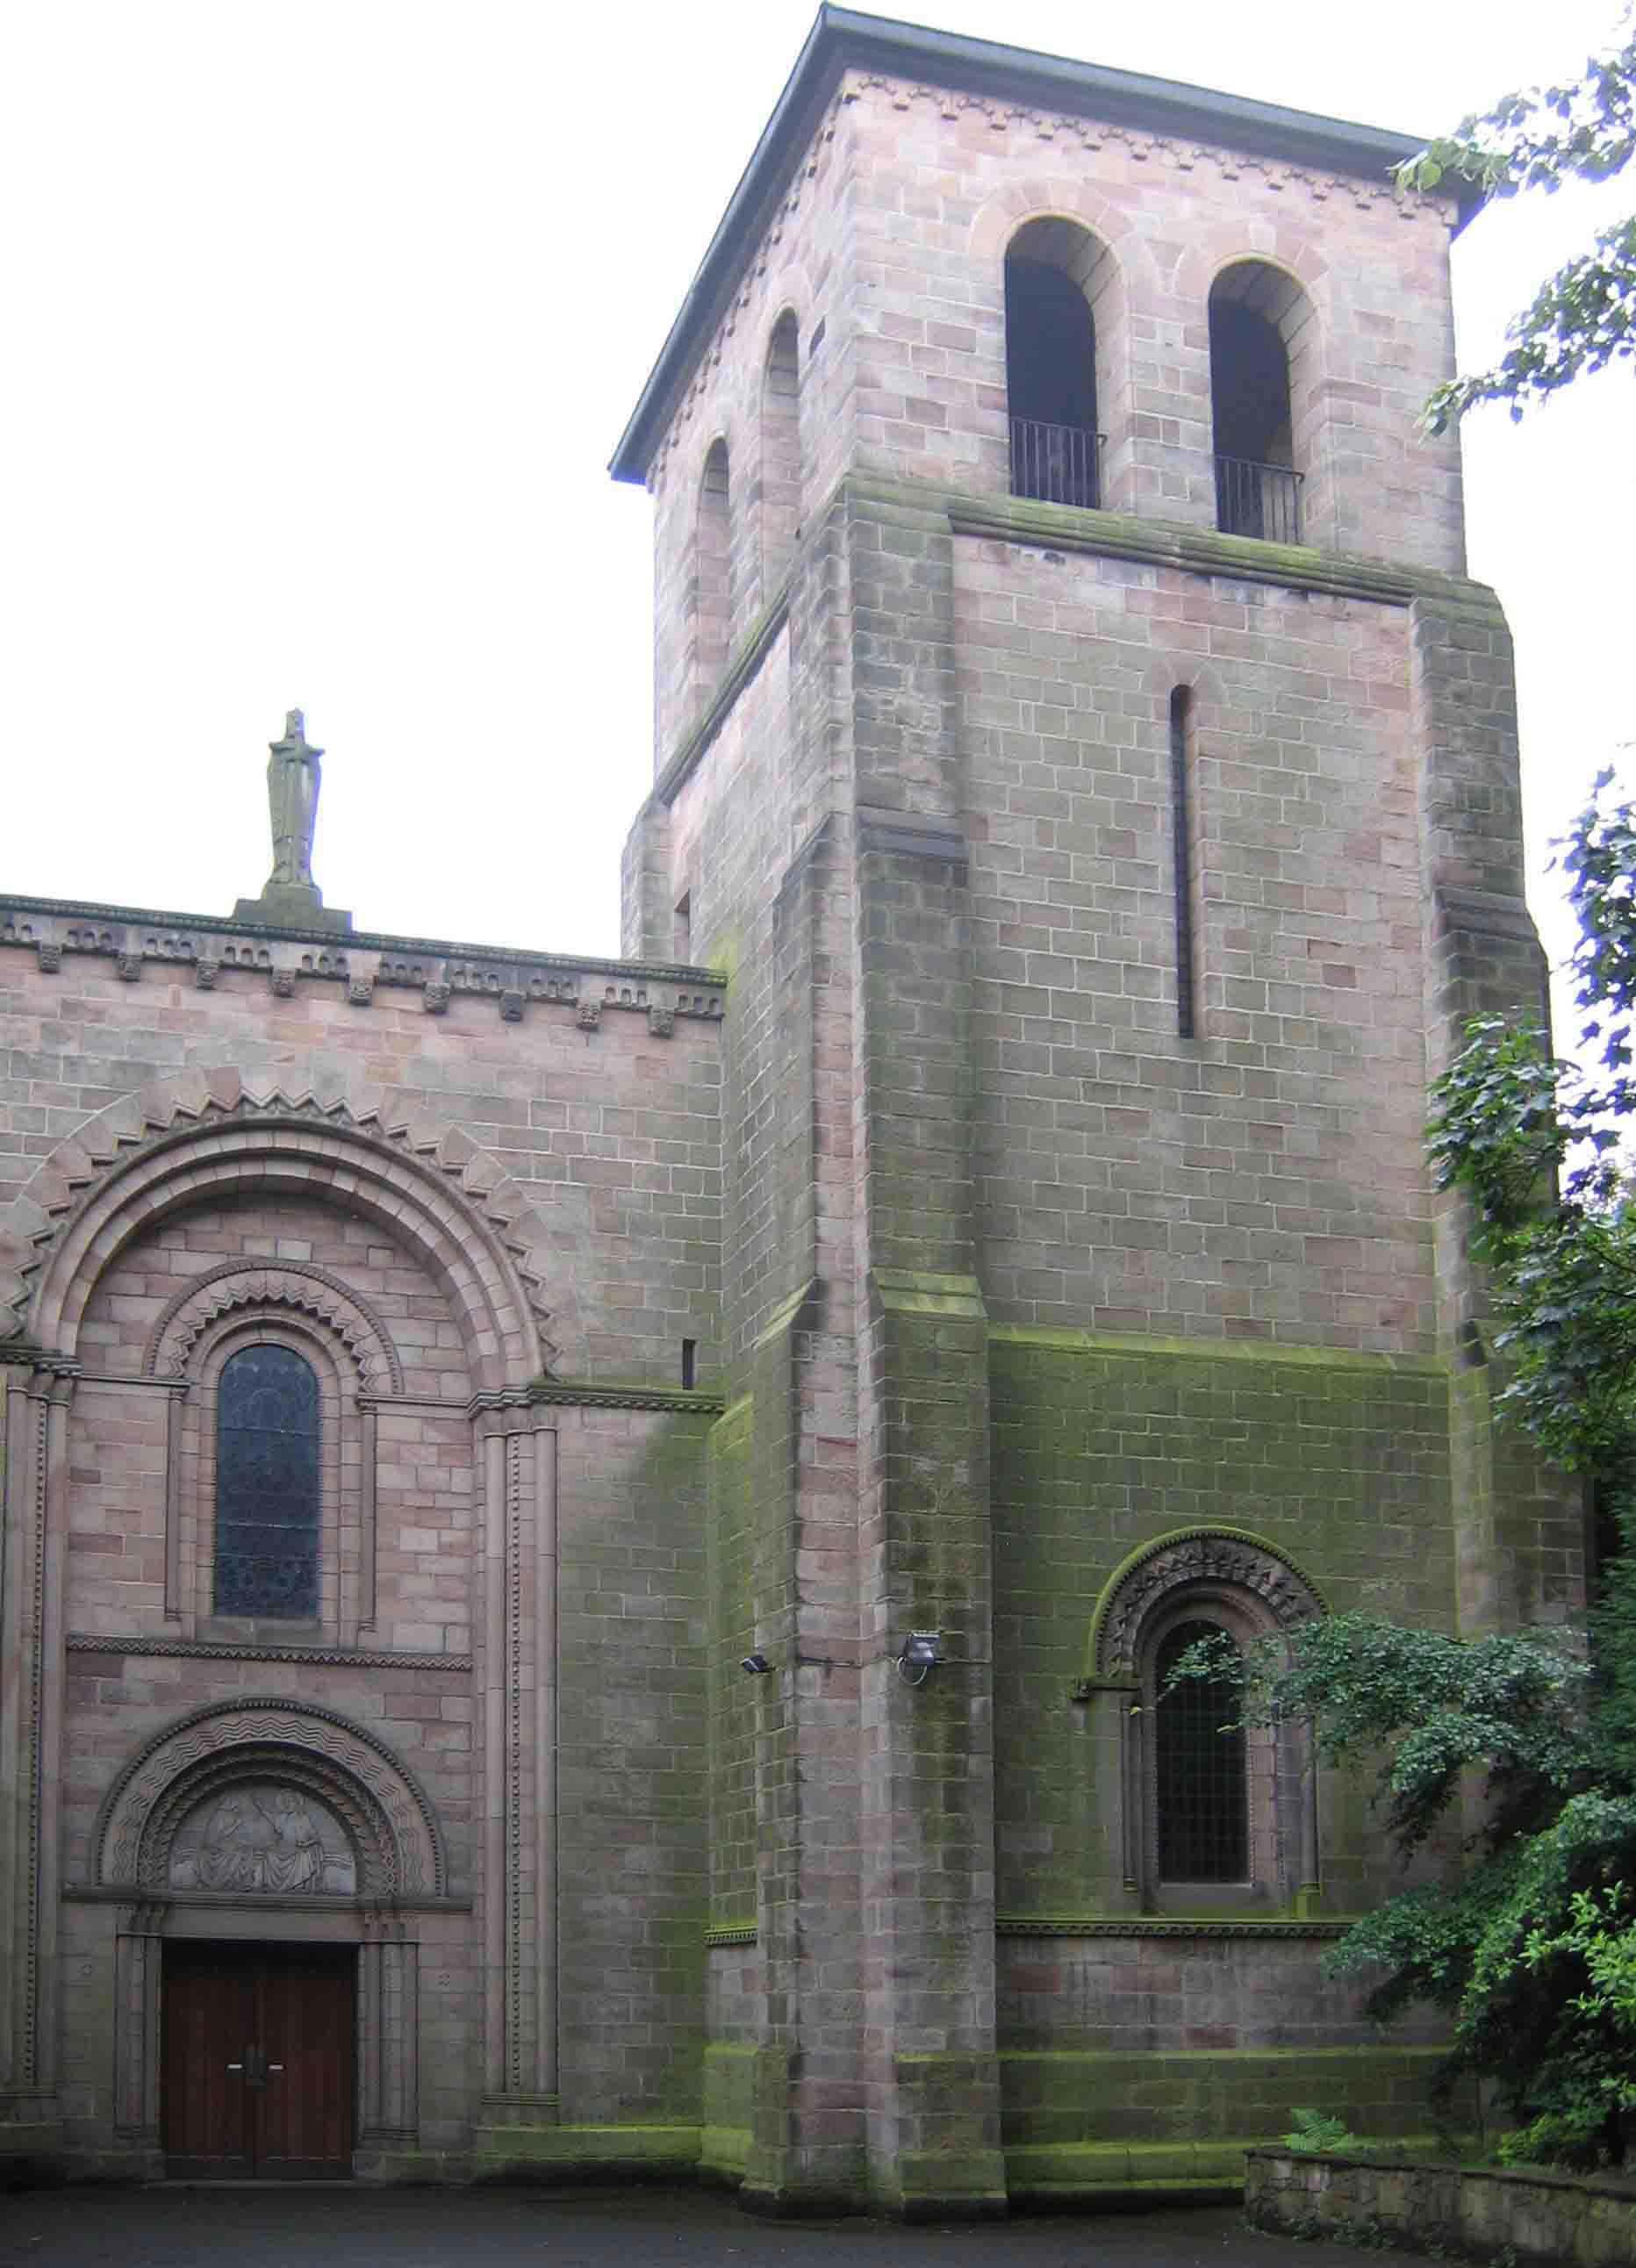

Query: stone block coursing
1246;2150;1636;2268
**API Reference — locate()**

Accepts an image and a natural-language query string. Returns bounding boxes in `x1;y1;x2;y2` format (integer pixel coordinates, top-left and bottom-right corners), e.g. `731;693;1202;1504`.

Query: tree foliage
1180;1601;1636;2164
1396;27;1635;429
1172;778;1636;2167
1428;773;1636;1475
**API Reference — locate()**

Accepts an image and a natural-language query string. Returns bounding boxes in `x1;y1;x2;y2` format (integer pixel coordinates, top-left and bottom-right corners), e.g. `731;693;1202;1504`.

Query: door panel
254;1949;355;2176
162;1941;355;2178
162;1948;255;2176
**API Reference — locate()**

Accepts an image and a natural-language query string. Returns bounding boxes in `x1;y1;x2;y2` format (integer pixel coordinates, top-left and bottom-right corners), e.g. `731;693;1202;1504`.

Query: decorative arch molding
968;179;1143;277
138;1745;395;1896
144;1258;403;1393
758;263;815;352
1207;249;1324;327
95;1697;447;1898
1090;1525;1327;1681
1174;230;1331;309
0;1071;561;1383
697;424;736;485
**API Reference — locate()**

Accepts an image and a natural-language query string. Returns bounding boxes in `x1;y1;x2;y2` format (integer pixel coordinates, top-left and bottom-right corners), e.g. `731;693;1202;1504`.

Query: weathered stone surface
1246;2149;1636;2268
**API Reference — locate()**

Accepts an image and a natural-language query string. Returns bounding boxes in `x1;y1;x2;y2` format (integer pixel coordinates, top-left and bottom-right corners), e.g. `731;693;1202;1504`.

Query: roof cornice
608;5;1471;485
0;892;725;990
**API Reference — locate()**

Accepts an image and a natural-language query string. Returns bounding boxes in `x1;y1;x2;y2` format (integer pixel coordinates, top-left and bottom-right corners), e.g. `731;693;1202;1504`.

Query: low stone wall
1245;2148;1636;2268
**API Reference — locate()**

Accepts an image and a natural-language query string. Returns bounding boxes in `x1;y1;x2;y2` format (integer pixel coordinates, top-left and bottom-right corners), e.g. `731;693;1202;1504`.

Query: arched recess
96;1697;447;1897
1208;259;1317;543
758;311;801;602
972;183;1143;511
691;438;733;705
143;1260;404;1630
1088;1527;1326;1912
3;1075;563;2121
1003;217;1117;510
5;1083;556;1387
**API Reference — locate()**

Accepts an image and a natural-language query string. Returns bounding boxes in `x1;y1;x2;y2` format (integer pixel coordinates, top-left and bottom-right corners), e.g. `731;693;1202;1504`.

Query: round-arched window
1153;1618;1248;1883
213;1344;320;1618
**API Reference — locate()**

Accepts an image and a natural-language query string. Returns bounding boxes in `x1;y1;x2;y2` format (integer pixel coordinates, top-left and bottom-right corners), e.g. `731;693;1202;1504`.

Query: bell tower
614;6;1575;2216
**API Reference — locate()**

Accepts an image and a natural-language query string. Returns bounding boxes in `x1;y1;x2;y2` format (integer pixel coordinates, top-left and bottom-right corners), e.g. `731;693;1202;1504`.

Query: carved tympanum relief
167;1782;357;1895
98;1701;446;1896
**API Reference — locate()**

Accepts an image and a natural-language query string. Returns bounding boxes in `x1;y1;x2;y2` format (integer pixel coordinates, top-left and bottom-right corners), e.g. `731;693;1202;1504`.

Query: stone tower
0;4;1582;2213
613;5;1576;2216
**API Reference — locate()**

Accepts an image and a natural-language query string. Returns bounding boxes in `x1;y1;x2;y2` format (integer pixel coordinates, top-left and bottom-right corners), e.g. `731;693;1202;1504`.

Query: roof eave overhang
607;5;1478;488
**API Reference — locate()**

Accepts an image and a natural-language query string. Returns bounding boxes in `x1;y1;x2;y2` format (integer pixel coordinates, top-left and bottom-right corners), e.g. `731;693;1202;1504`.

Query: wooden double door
162;1941;355;2178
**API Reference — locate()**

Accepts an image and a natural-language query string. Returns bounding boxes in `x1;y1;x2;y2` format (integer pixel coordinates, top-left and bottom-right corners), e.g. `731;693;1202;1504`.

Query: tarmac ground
0;2183;1427;2268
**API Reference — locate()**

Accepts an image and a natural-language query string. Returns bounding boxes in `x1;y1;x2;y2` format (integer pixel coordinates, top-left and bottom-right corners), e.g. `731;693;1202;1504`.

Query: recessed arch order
9;1087;555;1390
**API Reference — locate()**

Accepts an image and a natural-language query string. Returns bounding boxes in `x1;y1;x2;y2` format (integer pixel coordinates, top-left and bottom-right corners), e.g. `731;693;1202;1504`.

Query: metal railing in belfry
1214;455;1302;543
1009;417;1103;509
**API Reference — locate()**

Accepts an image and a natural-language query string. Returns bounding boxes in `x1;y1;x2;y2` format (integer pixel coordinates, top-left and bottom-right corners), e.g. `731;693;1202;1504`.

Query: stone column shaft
479;1411;557;2110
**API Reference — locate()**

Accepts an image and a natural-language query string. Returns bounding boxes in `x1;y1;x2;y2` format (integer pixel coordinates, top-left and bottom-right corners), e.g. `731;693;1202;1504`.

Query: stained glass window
214;1345;320;1618
1155;1619;1248;1882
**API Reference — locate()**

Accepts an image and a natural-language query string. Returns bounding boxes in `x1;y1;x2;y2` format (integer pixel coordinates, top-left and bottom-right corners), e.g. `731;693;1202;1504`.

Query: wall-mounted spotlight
740;1651;772;1676
896;1631;942;1686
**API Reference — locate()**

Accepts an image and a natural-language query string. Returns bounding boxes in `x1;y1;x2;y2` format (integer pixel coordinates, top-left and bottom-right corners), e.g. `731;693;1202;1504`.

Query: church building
0;5;1581;2214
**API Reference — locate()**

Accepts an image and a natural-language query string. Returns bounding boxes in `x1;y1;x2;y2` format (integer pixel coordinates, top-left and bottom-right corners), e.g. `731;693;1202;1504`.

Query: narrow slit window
1155;1620;1248;1882
214;1344;320;1618
681;1339;697;1390
1170;686;1196;1039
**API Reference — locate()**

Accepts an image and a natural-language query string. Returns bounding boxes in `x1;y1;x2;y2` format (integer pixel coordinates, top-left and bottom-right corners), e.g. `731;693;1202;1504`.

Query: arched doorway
97;1700;446;2176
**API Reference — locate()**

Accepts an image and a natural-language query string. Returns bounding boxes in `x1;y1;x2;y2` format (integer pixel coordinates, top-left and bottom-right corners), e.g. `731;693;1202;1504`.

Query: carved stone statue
193;1793;256;1891
263;1790;326;1893
267;709;322;890
231;709;354;933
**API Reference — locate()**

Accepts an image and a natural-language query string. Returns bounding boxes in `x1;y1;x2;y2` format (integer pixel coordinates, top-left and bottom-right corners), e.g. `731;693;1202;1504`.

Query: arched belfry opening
759;311;801;599
1004;219;1109;509
692;438;733;699
1209;262;1310;542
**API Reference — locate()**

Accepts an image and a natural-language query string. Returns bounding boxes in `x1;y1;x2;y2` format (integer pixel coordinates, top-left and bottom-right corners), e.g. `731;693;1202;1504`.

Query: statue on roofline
267;708;322;890
232;706;353;932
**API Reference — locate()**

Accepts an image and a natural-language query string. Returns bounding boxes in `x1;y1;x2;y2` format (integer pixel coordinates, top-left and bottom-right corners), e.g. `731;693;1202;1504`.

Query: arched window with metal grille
1094;1531;1326;1912
1004;218;1113;510
1208;260;1314;542
1153;1618;1249;1883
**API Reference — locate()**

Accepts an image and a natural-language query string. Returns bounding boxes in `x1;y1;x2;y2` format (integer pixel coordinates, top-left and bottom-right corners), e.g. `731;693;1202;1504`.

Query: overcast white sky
3;1;1630;1014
